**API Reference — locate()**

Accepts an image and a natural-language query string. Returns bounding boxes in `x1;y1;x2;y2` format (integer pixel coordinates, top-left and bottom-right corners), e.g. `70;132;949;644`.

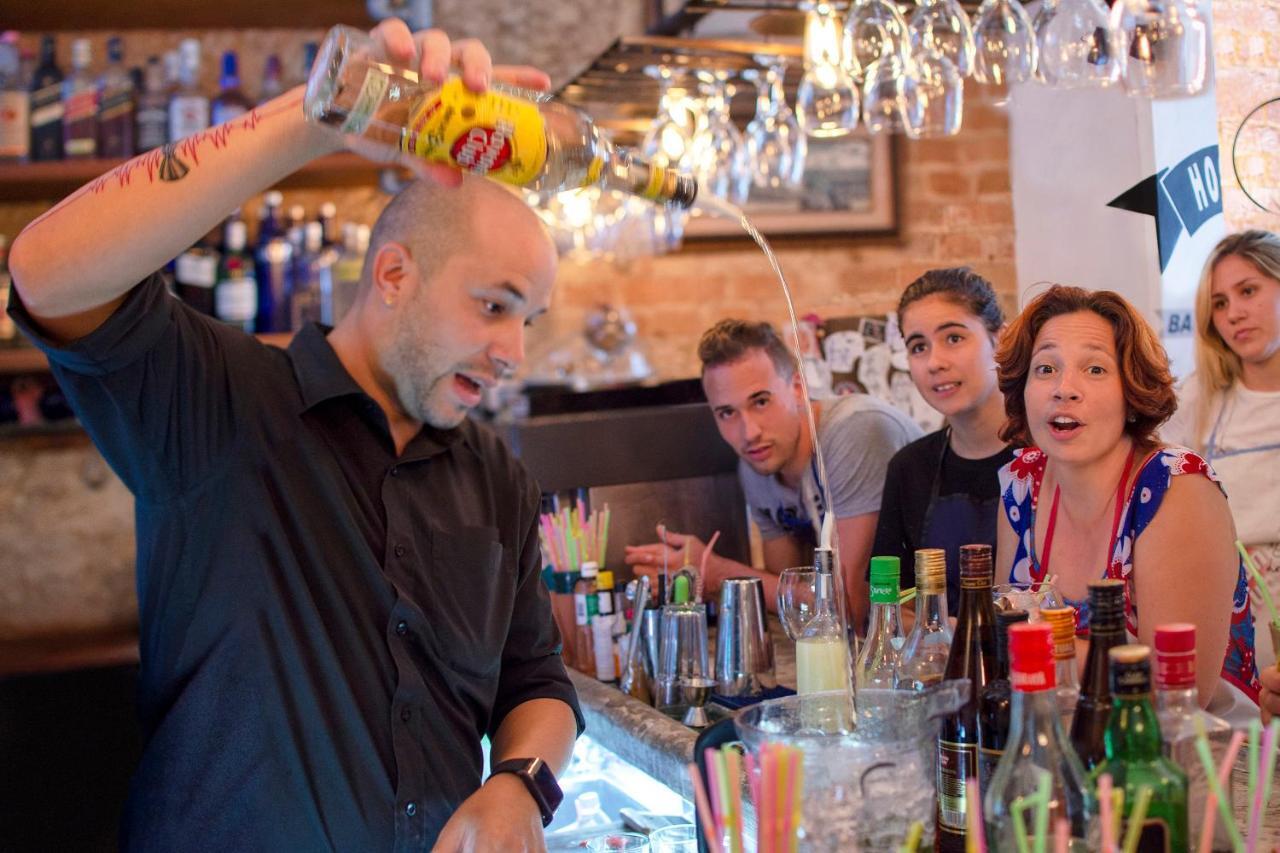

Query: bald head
362;176;550;289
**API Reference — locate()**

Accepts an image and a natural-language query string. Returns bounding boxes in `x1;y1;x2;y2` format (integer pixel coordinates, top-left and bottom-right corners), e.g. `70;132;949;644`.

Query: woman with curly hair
994;285;1260;714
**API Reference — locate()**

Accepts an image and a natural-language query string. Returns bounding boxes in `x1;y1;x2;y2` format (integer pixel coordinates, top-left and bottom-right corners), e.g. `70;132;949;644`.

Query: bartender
6;20;581;852
625;319;920;630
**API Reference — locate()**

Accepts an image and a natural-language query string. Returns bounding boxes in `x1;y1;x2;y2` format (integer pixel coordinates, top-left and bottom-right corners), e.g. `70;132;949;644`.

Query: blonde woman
1164;230;1280;673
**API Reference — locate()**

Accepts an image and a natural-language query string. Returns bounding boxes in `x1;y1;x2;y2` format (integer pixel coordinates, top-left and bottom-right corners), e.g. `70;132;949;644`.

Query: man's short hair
697;319;798;379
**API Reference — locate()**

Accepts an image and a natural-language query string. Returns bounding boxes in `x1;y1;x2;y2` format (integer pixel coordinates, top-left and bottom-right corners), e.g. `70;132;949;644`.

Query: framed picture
682;131;898;242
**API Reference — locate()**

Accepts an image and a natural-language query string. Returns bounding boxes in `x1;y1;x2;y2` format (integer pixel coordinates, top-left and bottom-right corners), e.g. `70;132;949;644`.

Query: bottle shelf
0;152;396;202
0;331;292;375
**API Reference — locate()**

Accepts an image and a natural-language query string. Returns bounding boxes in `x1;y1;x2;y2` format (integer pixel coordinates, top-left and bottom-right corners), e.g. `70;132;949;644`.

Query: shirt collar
287;323;476;457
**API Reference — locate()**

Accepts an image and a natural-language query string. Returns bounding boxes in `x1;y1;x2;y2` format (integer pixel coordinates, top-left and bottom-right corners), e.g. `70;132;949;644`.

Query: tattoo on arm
25;93;305;231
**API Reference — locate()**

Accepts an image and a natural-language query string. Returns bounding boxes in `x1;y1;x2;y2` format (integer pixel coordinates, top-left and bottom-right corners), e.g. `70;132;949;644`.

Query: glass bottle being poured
303;25;698;208
795;513;854;697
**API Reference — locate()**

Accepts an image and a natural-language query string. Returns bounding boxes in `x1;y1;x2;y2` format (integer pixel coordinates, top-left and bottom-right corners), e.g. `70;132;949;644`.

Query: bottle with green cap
855;556;905;690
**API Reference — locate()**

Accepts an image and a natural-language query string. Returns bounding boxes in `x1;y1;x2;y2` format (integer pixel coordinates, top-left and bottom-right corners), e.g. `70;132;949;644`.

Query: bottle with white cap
168;38;209;141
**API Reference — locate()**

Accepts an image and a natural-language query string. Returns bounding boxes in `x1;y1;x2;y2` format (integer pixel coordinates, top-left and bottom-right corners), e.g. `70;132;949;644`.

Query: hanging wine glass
973;0;1039;86
641;65;697;170
844;0;912;79
687;70;753;206
1031;0;1060;83
1110;0;1207;97
745;57;807;190
1039;0;1125;87
909;0;976;78
796;1;860;137
913;44;964;136
862;52;925;138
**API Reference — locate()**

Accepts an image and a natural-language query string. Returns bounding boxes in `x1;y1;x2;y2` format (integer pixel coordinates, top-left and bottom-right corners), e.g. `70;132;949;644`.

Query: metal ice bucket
729;683;969;852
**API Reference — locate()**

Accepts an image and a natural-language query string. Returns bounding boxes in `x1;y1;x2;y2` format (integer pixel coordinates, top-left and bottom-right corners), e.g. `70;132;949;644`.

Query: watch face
527;758;564;818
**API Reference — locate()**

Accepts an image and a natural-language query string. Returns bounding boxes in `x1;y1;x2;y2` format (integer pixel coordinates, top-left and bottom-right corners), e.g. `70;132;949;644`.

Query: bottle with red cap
1154;623;1234;852
984;622;1098;851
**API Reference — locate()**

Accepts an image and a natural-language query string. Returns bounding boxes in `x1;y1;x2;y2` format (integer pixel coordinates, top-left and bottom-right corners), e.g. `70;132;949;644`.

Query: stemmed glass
776;567;820;640
862;51;925;137
686;70;753;206
973;0;1039;86
1038;0;1125;88
844;0;911;80
912;42;964;136
909;0;976;78
1109;0;1208;97
1032;0;1060;83
744;57;807;191
641;65;697;171
796;1;860;137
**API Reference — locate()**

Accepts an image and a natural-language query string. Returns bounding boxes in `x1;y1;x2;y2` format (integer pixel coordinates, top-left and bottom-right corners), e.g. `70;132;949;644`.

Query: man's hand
625;525;722;594
354;20;553;185
432;773;545;853
1261;665;1280;725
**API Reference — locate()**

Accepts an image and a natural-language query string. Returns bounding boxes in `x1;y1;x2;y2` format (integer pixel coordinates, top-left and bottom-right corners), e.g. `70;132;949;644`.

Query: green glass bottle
1093;644;1188;853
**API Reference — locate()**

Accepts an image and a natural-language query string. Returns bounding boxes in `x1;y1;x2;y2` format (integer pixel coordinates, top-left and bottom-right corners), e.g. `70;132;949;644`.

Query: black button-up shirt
9;275;583;852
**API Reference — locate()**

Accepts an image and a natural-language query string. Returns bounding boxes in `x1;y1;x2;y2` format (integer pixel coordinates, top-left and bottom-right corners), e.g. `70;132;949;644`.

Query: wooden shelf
3;0;373;30
0;153;400;202
0;332;294;375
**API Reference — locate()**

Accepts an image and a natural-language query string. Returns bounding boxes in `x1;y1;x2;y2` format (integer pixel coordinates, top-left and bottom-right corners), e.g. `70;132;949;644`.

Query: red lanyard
1040;446;1138;581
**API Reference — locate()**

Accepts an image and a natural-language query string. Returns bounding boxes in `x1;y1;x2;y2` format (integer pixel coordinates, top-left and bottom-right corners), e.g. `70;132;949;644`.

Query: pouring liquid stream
692;193;857;712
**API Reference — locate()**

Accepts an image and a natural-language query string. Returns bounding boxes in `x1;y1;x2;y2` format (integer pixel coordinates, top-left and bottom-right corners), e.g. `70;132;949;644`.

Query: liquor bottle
210;50;252;126
857;556;904;689
795;548;852;695
1069;579;1127;772
62;38;98;159
331;222;368;326
978;608;1030;793
168;38;209;142
289;221;327;329
0;235;15;345
97;37;135;158
896;548;953;691
1094;645;1189;852
174;231;220;316
985;623;1098;851
303;25;697;207
298;41;319;88
29;35;63;161
1153;623;1234;852
1042;606;1081;730
0;36;27;161
593;570;620;683
134;56;168;153
214;219;257;333
254;191;294;333
259;54;284;104
936;544;1000;852
317;201;340;248
572;560;599;677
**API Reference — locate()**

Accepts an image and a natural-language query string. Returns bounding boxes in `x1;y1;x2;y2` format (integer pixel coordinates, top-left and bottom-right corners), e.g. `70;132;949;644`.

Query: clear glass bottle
0;36;30;161
978;608;1030;793
303;25;696;208
168;38;209;142
896;548;952;690
1094;645;1189;852
62;38;97;159
1042;605;1081;730
1153;623;1234;852
211;50;253;126
1069;579;1127;772
936;544;999;852
97;37;135;158
796;547;852;696
985;623;1098;851
857;555;905;689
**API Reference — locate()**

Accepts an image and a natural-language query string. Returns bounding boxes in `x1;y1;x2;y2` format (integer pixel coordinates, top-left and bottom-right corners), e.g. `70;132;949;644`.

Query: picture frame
681;131;899;243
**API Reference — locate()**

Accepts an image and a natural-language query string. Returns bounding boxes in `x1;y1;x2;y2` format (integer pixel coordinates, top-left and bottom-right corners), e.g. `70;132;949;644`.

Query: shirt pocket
421;526;511;678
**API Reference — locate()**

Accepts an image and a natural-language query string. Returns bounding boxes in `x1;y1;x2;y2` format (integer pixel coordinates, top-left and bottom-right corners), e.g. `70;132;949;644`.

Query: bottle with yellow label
304;26;698;208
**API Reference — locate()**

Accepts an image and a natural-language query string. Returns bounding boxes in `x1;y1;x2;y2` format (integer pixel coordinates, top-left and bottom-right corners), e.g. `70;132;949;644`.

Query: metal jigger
680;676;716;727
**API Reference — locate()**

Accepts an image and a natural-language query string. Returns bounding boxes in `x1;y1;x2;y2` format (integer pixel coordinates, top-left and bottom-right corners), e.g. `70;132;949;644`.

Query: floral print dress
998;445;1260;703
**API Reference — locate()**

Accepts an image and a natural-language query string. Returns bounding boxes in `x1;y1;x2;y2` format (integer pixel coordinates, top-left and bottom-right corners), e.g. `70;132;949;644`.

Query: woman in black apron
872;268;1015;611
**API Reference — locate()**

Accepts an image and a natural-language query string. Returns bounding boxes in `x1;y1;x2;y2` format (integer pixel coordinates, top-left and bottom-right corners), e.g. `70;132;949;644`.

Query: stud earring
383;295;395;308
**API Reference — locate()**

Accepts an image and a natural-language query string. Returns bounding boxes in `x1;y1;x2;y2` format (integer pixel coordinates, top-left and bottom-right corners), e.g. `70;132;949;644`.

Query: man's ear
371;241;415;309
